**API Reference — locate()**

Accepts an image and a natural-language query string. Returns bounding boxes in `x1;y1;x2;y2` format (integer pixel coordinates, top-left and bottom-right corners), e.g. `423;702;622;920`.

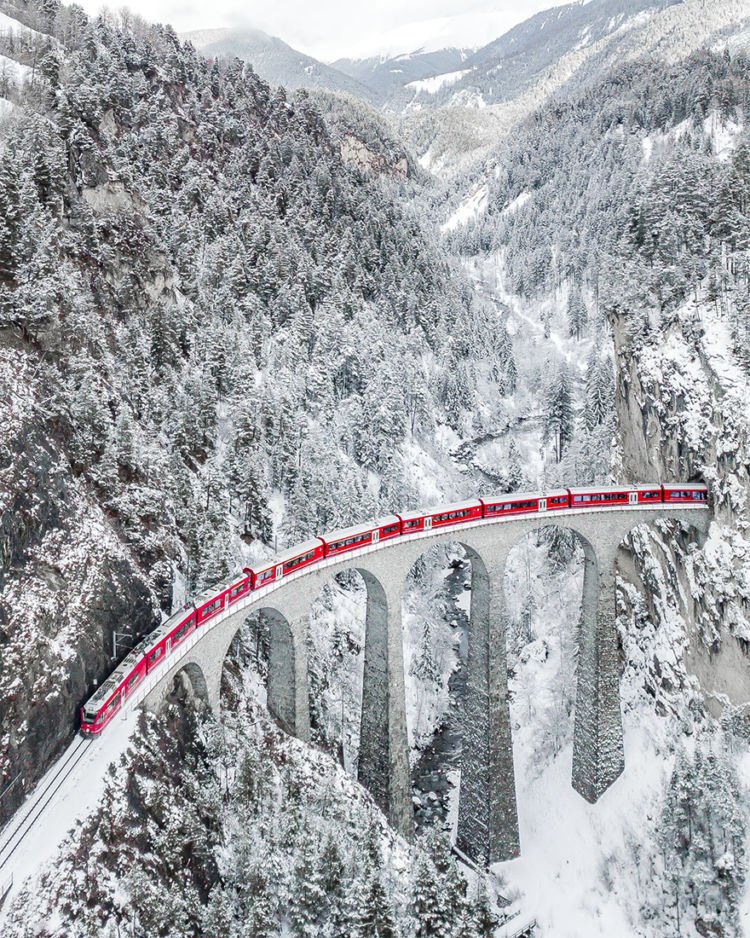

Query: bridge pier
572;547;624;802
358;571;412;840
457;551;520;866
267;612;310;742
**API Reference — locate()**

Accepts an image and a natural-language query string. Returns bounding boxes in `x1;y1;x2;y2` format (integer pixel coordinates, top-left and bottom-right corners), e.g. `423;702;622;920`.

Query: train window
285;549;317;571
127;672;140;690
404;519;421;529
202;598;222;616
382;524;399;536
331;534;369;551
641;491;660;500
434;509;472;523
173;620;194;642
105;694;120;715
230;583;247;599
258;570;273;583
550;496;567;505
692;491;707;500
149;646;163;664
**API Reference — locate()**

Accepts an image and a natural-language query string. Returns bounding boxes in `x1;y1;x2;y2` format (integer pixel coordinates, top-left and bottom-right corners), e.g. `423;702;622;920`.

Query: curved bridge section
110;492;710;867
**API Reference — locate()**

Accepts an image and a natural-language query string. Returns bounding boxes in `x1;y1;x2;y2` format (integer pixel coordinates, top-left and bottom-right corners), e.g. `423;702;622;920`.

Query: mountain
332;47;473;103
182;26;377;102
5;0;750;934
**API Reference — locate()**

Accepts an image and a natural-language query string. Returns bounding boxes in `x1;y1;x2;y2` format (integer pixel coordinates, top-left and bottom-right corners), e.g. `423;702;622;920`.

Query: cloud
78;0;566;61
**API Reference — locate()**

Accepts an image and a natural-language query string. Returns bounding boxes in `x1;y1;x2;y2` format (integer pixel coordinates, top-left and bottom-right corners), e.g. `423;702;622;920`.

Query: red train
80;482;708;735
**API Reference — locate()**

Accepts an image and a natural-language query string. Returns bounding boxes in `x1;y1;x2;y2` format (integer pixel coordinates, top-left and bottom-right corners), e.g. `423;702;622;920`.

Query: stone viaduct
135;503;711;867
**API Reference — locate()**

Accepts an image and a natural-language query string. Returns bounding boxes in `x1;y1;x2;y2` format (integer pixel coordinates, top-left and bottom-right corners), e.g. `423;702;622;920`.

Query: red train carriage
274;539;326;580
635;485;662;504
322;515;401;557
662;483;709;504
568;485;638;507
427;500;483;529
80;637;151;736
481;489;569;517
225;572;252;605
398;510;428;534
245;562;276;590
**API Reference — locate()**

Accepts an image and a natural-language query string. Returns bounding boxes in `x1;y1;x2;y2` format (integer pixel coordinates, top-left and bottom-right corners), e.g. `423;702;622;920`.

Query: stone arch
159;660;210;714
502;519;624;804
222;606;301;736
399;538;519;866
306;558;413;837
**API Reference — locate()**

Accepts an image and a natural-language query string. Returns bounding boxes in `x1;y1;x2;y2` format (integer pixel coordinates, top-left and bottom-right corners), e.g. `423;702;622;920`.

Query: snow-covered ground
441;183;489;232
0;711;140;923
407;68;473;95
0;53;31;88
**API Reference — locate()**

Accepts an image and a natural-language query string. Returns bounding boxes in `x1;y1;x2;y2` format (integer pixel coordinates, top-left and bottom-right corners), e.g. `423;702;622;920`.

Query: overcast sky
77;0;568;61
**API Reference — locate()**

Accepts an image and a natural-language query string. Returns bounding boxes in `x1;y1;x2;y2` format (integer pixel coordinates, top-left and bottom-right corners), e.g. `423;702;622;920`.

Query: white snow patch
501;191;531;216
0;54;31;88
0;10;45;41
704;109;744;162
441;183;488;232
406;68;472;94
0;712;141;922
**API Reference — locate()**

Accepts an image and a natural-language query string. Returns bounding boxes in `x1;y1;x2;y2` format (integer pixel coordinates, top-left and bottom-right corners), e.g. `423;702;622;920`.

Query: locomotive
80;482;708;736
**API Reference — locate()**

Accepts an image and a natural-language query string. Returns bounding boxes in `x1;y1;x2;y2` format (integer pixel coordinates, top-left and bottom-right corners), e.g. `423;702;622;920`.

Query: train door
372;530;380;544
425;517;432;530
539;498;547;512
628;492;638;506
276;564;284;580
165;638;171;655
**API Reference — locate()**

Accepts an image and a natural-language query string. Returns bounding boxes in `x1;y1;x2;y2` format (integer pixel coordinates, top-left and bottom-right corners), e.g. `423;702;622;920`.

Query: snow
0;10;45;41
703;110;744;162
0;97;14;120
0;711;140;923
739;751;750;934
441;184;489;232
0;54;31;88
501;191;531;216
406;68;472;94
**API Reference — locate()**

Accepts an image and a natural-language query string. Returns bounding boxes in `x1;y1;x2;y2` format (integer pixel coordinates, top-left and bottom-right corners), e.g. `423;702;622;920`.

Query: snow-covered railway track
0;735;91;877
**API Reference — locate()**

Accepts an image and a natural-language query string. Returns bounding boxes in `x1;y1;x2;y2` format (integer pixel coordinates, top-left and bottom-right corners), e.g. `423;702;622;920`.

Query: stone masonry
142;504;711;866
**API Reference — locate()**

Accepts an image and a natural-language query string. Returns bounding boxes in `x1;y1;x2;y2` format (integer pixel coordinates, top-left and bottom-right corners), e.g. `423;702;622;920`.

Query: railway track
0;736;91;881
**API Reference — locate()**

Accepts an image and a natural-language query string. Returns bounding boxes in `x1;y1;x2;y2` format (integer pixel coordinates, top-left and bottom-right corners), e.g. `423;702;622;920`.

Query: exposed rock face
611;308;750;712
0;341;157;826
340;134;409;178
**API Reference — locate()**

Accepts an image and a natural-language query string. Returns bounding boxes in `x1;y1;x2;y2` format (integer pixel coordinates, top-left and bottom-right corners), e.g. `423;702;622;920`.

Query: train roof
427;498;484;515
274;538;324;565
481;489;565;503
568;484;636;495
662;482;707;490
322;515;401;543
86;636;152;710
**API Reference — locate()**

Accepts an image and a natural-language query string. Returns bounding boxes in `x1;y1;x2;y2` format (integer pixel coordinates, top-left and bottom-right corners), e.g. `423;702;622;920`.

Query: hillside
2;0;750;935
182;26;377;102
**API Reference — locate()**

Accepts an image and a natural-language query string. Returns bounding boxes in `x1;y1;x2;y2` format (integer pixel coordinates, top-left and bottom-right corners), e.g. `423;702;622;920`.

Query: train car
143;606;196;675
398;510;428;535
194;583;226;626
635;485;663;504
568;485;637;508
322;515;401;558
662;483;709;504
274;538;326;580
481;489;569;518
225;571;253;606
245;562;276;591
80;637;151;736
427;500;483;530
